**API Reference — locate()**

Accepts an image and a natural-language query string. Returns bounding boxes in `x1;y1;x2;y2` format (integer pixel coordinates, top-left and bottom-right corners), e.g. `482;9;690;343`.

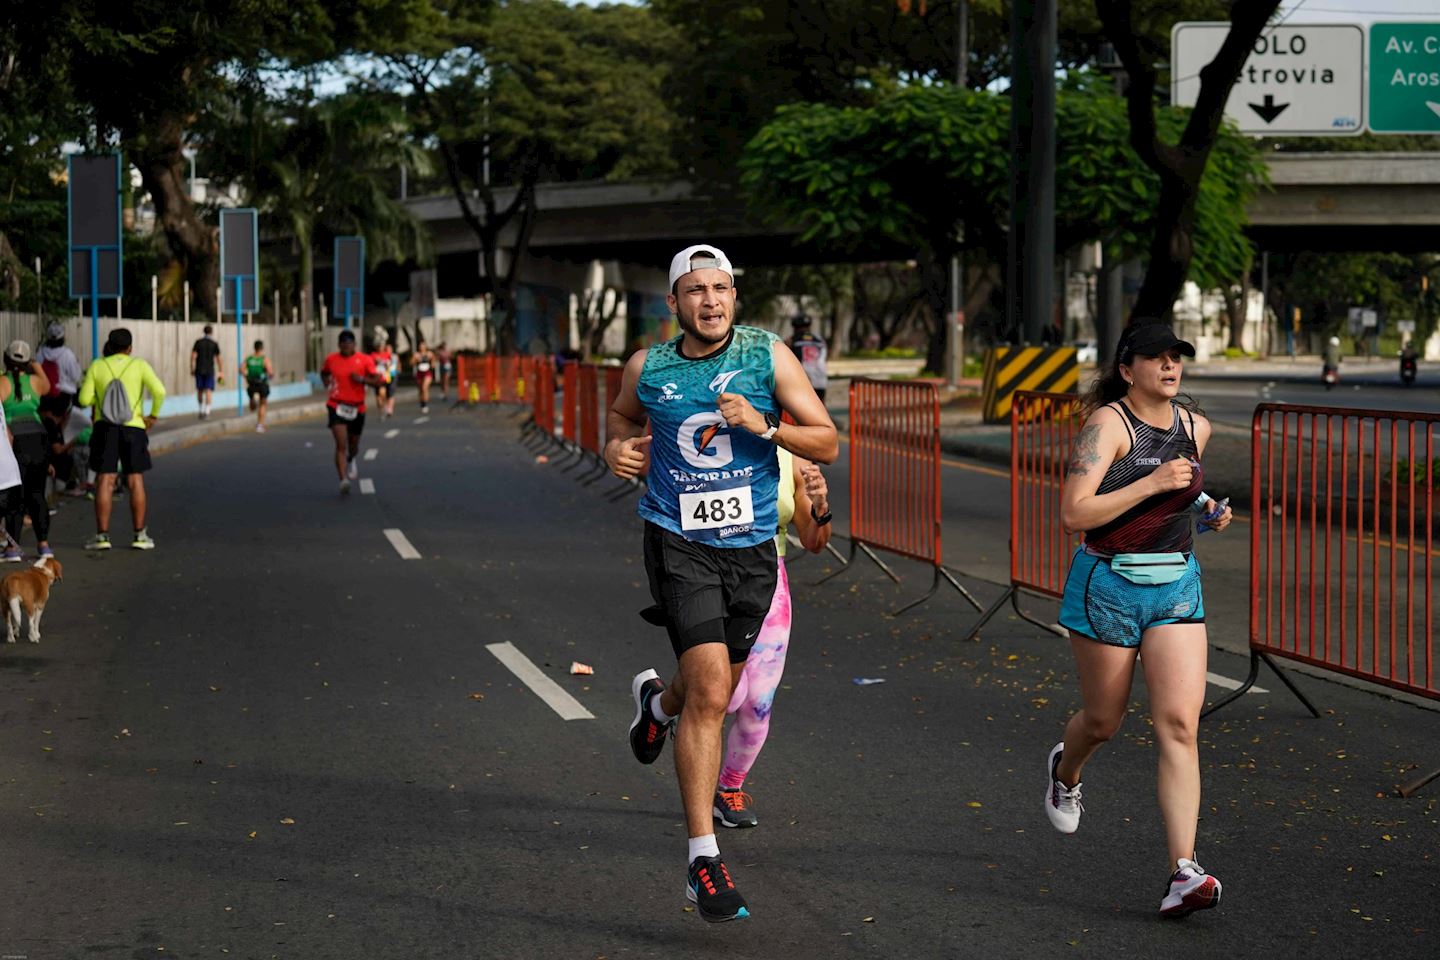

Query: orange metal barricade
561;361;579;445
530;361;555;435
965;390;1085;639
1207;404;1438;723
579;364;601;456
822;378;980;615
455;355;487;404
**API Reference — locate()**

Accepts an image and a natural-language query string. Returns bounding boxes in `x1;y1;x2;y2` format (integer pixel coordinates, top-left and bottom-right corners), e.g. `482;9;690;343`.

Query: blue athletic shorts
1058;547;1205;647
195;374;216;392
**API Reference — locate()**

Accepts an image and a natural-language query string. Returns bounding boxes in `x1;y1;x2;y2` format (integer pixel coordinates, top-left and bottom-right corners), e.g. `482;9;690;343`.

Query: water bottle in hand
1196;495;1228;534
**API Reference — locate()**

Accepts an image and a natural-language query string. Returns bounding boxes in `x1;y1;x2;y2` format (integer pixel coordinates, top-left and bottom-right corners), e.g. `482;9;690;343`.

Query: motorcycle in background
1400;347;1418;387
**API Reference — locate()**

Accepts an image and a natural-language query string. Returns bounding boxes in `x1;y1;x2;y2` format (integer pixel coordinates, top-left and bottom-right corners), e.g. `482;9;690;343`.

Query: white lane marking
384;428;400;439
414;416;430;424
1207;671;1268;694
485;642;594;721
363;448;378;461
383;528;421;560
360;478;375;495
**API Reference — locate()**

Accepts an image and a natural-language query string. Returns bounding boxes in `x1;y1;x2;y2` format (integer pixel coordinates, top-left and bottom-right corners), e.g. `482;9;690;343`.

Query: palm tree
204;90;433;329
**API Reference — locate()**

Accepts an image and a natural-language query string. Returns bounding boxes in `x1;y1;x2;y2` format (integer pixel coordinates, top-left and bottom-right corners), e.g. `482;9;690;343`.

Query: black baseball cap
1119;322;1194;362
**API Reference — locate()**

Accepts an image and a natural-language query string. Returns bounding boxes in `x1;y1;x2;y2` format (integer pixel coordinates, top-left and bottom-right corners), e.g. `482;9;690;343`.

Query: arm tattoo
1067;424;1104;477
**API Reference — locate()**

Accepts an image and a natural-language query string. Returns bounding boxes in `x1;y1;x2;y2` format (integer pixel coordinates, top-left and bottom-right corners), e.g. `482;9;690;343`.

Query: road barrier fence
965;390;1084;640
820;377;982;615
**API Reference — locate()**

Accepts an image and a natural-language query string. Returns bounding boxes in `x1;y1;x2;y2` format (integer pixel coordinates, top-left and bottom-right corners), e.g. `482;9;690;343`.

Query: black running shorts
327;408;366;436
88;422;151;475
247;380;270;399
642;521;778;664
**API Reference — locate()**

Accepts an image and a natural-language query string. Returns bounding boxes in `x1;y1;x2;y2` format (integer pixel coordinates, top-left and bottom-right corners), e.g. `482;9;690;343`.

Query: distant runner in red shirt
320;329;380;494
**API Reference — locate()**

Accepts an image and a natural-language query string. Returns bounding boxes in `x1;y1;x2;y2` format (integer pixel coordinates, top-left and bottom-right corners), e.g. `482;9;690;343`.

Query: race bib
417;362;432;372
335;403;359;421
679;486;754;532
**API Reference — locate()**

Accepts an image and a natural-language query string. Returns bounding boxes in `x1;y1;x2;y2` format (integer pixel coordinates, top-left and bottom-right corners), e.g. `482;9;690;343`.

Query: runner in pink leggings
714;446;832;827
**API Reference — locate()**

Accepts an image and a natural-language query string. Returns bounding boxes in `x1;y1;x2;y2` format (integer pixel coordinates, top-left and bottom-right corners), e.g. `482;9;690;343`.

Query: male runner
190;324;222;419
607;244;837;923
245;340;274;432
320;330;380;494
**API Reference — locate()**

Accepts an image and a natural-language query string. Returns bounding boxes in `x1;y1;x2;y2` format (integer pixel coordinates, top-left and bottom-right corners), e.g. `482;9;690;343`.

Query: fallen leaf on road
862;917;875;923
248;831;257;839
966;802;982;808
280;818;296;825
468;693;485;700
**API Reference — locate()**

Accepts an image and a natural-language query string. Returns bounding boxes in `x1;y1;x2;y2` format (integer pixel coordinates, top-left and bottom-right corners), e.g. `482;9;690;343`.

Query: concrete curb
148;401;330;455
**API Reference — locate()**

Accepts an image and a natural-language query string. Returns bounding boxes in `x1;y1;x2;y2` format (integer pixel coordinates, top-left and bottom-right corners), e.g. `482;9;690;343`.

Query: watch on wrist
811;505;832;526
760;411;780;441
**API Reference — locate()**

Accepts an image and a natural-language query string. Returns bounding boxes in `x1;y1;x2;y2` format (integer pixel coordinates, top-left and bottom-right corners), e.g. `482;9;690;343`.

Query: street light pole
1007;0;1057;346
948;1;971;386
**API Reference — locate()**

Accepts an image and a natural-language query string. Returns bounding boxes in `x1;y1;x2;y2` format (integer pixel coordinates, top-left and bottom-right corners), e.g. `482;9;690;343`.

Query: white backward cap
668;244;734;291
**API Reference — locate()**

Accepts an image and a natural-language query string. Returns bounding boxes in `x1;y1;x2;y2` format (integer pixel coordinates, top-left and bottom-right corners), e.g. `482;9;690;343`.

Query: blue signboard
67;153;124;360
333;236;366;328
219;208;260;314
220;208;260;414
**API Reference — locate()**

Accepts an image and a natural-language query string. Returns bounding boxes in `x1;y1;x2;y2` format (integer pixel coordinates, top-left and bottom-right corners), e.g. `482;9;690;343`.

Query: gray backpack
100;357;137;424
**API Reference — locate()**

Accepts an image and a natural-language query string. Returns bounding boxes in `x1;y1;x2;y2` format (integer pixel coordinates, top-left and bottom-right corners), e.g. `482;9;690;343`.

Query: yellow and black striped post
981;346;1079;423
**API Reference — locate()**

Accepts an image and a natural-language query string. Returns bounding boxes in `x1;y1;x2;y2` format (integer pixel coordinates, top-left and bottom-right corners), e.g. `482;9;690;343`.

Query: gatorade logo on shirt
636;326;780;548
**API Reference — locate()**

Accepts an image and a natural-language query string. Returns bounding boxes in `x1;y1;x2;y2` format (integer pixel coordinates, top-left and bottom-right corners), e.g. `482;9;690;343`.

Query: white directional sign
1172;22;1365;136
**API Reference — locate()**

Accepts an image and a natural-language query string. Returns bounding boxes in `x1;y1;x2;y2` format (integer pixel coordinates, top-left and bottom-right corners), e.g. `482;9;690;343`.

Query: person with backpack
76;328;165;551
36;322;82;412
0;341;53;560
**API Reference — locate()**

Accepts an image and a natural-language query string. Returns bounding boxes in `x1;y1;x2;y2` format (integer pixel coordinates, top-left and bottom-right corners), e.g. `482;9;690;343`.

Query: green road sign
1369;23;1440;133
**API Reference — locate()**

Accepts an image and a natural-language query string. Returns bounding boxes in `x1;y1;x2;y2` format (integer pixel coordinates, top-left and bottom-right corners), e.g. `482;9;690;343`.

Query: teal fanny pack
1107;552;1189;585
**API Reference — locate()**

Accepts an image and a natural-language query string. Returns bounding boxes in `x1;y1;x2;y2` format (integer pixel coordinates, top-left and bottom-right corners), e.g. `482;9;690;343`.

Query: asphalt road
2;406;1437;959
1184;371;1440;430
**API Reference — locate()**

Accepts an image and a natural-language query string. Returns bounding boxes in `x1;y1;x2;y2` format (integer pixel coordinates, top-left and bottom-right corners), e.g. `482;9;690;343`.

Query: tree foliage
202;90;434;325
368;0;678;349
740;82;1266;287
652;0;1234;180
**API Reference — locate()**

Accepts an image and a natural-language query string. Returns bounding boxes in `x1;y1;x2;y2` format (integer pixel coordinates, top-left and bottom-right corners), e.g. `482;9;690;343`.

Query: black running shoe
686;855;749;922
628;668;672;764
713;788;758;828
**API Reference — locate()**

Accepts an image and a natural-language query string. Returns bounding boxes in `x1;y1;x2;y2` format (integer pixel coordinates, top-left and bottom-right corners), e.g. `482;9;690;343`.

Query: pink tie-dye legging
719;558;791;789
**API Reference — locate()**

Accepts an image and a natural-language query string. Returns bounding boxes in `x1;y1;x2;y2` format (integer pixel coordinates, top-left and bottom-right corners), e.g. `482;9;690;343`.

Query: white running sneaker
340;478;352;495
346;459;359;480
1043;741;1083;834
1159;858;1222;918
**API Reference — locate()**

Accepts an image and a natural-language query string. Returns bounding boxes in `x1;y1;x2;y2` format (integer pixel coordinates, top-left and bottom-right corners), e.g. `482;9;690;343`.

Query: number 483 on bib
679;487;755;532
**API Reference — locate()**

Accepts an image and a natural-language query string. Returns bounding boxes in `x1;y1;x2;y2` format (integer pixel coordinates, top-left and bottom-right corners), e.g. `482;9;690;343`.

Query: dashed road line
384;428;400;439
383;528;421;559
360;478;375;495
414;415;430;424
485;642;594;721
363;448;378;461
1206;671;1268;694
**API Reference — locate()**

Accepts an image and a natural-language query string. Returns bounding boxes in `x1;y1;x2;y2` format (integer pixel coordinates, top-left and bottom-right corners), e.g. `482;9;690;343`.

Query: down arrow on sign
1249;94;1289;124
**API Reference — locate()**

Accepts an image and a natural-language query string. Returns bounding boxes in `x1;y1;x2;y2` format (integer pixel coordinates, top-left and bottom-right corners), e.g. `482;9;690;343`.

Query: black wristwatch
811;506;832;526
760;411;780;441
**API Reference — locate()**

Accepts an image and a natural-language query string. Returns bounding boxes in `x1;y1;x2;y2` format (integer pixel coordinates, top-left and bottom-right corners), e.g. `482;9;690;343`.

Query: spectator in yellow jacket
76;328;165;551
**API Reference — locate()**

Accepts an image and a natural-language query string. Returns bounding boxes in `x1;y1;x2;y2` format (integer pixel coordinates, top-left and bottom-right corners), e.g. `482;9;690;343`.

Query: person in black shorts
607;244;837;923
76;328;165;550
244;340;273;433
320;330;380;494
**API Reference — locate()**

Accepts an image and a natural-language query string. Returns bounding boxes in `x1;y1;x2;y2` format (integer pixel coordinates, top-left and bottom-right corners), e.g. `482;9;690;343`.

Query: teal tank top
636;326;781;549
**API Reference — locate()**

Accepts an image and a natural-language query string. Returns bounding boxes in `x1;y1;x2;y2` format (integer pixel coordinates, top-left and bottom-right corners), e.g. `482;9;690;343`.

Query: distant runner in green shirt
76;328;165;551
245;340;274;434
